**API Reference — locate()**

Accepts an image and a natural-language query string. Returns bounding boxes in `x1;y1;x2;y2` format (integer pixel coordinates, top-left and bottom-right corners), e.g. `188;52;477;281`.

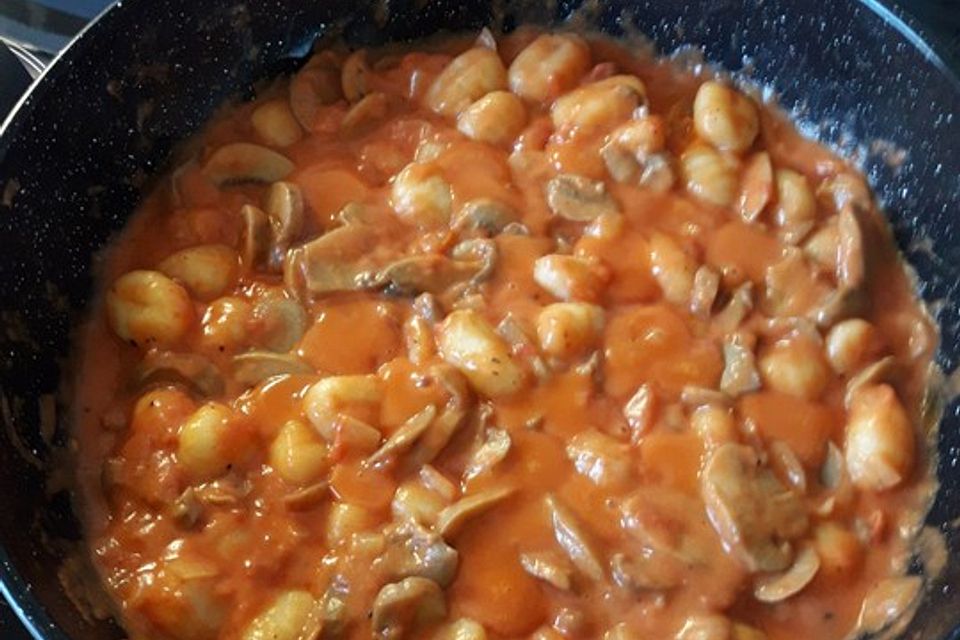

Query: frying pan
0;1;958;638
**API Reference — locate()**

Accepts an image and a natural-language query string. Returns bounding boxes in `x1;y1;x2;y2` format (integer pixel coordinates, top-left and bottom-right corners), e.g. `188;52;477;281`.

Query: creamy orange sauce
72;30;936;640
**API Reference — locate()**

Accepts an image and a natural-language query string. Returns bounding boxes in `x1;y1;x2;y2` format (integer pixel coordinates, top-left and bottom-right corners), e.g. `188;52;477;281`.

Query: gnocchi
508;34;591;102
426;48;508;117
693;81;759;153
437;309;526;398
106;270;194;348
457;91;527;146
844;384;915;491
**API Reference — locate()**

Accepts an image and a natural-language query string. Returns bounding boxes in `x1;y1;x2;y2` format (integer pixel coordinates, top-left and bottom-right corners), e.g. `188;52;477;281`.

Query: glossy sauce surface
73;31;937;640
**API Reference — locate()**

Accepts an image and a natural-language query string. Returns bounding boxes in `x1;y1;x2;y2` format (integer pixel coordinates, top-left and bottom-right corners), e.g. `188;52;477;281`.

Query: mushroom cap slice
232;351;313;387
463;428;512;481
402;365;471;473
289;224;383;295
453;198;519;235
136;351;223;397
289;51;343;130
377;255;484;296
376;239;497;297
701;443;808;573
380;519;459;587
520;551;573;591
240;205;272;271
365;404;437;469
436;486;514;539
855;576;923;636
753;545;820;603
545;494;605;581
251;294;308;353
371;577;446;640
202;143;294;186
264;181;305;248
545;174;620;221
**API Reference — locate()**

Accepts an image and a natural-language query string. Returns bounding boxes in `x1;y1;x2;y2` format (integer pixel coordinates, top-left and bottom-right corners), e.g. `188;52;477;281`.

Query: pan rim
0;1;957;638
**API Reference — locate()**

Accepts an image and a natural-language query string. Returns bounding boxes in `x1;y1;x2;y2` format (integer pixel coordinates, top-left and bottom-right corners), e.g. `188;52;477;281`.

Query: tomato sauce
72;29;937;640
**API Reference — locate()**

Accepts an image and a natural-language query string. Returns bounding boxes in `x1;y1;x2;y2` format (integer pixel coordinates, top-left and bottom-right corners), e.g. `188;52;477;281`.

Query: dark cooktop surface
1;1;958;638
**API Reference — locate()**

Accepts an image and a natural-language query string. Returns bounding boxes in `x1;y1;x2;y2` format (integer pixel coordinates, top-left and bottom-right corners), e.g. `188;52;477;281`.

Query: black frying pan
0;1;958;638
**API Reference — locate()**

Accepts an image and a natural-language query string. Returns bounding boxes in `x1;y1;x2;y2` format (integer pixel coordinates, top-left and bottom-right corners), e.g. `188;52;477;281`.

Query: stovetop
1;0;959;638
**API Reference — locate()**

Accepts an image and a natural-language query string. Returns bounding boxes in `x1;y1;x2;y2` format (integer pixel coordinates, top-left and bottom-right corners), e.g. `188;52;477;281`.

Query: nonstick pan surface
0;1;958;638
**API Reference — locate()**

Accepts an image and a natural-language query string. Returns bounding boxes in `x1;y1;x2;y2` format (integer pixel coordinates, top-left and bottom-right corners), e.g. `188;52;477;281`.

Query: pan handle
0;37;38;122
0;36;50;79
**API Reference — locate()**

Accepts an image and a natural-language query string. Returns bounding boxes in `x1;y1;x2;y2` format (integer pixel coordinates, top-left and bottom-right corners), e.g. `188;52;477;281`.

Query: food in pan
73;29;937;640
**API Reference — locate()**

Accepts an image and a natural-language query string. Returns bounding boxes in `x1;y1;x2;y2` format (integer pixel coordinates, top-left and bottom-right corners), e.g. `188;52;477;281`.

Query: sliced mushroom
602;141;674;193
690;265;720;318
324;415;381;453
713;283;754;334
812;286;868;328
365;405;437;469
240;204;272;270
855;575;922;636
701;443;809;572
618;488;715;566
463;428;512;480
844;356;899;407
769;441;807;494
252;293;308;353
680;385;731;408
136;351;224;397
371;577;446;640
380;519;459;587
819;442;846;491
404;315;436;365
566;429;632;488
202;143;294;186
341;92;391;137
290;51;342;130
232;351;313;387
341;50;371;103
419;465;458;502
377;255;485;296
453;198;519;235
520;551;573;591
837;205;867;289
764;250;829;318
403;365;471;472
545;494;605;581
194;475;253;507
501;221;531;236
737;152;774;223
282;481;330;512
623;384;656;441
436;486;515;538
720;334;761;397
496;313;549;381
546;174;620;221
264;181;305;248
450;238;498;283
171;487;203;528
610;552;681;592
753;545;820;603
287;223;382;295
